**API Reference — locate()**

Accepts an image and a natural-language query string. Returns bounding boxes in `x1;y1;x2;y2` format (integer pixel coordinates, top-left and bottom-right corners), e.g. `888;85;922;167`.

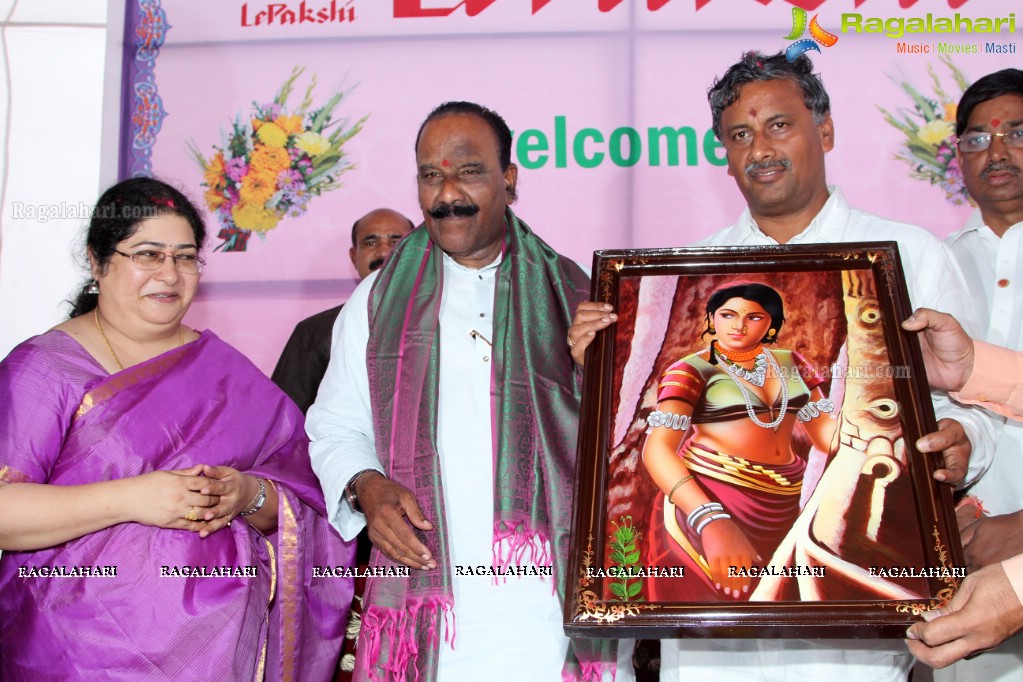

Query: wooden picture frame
565;243;964;639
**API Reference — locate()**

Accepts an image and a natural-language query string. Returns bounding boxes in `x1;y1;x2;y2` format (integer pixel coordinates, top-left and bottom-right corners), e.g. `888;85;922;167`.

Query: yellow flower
918;119;954;146
276;114;304;135
203;151;227;189
251;143;292;174
232;201;282;233
944;103;958;124
240;169;277;206
256;121;289;148
295;131;331;157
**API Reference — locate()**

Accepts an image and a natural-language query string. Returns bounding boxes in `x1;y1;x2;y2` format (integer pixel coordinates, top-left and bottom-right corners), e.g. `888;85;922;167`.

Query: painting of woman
641;281;840;601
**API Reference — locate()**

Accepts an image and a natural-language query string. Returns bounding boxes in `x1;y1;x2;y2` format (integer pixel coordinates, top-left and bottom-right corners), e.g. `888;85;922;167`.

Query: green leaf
627;581;642;598
275;66;305;106
625;551;640;565
609;583;626;599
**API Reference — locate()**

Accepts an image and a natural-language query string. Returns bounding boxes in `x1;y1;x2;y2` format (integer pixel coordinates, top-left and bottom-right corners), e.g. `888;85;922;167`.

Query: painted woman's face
713;297;772;353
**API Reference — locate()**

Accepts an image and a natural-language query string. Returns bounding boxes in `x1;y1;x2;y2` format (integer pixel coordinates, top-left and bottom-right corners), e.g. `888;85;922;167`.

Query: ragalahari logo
783;7;838;62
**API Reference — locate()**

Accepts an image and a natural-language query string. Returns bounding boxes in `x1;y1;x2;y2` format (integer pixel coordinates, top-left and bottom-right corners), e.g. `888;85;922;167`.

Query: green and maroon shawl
357;209;614;680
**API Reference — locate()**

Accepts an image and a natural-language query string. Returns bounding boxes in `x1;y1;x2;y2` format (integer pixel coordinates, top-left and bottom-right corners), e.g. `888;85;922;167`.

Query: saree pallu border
0;465;29;484
73;343;191;422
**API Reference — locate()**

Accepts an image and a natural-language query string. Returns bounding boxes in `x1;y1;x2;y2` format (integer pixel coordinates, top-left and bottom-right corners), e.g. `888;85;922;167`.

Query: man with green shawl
307;101;616;680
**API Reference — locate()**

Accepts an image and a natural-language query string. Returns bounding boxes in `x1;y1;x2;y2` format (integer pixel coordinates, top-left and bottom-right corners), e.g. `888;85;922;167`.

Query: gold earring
767;328;777;341
708;324;716;335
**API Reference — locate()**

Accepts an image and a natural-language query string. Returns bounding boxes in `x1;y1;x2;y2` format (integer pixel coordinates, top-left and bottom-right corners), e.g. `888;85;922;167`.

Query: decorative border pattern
121;0;169;178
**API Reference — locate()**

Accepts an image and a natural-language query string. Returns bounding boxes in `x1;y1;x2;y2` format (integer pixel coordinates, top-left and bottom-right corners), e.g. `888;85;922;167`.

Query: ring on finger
185;508;200;522
567;334;576;349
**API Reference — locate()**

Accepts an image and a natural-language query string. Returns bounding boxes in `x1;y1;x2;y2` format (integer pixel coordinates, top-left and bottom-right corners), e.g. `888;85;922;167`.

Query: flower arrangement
190;67;366;252
877;55;973;207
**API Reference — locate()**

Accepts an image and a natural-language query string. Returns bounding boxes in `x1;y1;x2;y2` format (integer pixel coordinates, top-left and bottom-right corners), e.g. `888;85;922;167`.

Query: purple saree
0;330;352;681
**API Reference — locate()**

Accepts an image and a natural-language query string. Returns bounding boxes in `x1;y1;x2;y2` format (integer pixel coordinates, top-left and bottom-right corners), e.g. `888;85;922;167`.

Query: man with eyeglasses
939;68;1023;682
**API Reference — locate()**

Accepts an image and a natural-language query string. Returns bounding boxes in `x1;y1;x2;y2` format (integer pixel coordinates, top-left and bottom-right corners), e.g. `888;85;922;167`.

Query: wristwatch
239;478;267;517
344;469;378;514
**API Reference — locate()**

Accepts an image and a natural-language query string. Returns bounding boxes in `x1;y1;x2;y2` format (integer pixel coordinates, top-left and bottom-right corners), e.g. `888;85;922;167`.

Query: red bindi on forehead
992;118;1001;128
749;108;757;117
441;159;450;167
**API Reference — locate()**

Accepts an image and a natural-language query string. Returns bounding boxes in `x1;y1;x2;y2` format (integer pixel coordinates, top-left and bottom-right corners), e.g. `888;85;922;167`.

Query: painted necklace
94;307;184;371
715;343;764;363
721;348;789;430
719;351;768;387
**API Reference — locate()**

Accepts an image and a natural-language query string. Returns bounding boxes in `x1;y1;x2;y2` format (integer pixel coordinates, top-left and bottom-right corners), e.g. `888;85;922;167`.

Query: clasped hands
137;464;262;538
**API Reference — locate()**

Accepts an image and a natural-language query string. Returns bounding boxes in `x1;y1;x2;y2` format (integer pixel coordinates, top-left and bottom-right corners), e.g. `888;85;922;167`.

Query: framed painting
565;242;964;639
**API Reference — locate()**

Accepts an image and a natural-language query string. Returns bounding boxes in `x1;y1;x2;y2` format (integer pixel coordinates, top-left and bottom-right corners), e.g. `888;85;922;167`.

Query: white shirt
946;212;1023;516
307;252;572;679
938;212;1023;682
699;187;995;485
658;187;996;682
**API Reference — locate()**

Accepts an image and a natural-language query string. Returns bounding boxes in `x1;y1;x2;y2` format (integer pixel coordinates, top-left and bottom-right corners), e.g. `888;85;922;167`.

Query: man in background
272;207;413;413
940;67;1023;682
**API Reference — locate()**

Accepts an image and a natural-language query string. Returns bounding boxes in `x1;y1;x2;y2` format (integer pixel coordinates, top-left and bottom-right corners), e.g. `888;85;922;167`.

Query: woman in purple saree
0;178;352;680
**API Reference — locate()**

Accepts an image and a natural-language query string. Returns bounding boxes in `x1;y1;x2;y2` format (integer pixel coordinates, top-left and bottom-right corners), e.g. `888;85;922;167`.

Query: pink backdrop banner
122;0;1020;372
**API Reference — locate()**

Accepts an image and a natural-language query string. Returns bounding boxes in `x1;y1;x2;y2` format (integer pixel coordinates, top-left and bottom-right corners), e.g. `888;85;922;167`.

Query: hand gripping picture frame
565;242;964;639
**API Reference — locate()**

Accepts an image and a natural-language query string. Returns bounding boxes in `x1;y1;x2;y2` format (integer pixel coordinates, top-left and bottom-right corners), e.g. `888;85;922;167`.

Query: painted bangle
797;398;835;423
686;502;724;529
695;512;732;536
668;475;694;502
646;410;692;433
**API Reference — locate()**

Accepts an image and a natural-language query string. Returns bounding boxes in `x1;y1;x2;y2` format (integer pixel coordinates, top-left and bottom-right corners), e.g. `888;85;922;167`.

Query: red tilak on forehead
992;118;1001;127
749;108;757;117
441;159;450;167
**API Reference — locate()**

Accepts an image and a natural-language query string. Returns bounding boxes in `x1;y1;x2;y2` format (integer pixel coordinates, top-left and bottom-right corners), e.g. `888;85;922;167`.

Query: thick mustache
428;203;480;219
368;257;385;272
980;162;1021;181
745;159;792;176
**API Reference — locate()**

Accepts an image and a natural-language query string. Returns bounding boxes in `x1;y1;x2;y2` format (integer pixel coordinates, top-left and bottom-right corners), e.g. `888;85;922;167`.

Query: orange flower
275;114;304;135
203;151;227;189
944;102;957;123
204;188;227;211
251;143;291;174
240;168;277;206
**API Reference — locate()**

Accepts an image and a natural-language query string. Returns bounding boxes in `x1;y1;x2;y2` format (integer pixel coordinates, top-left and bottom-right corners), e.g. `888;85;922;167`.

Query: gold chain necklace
93;307;185;371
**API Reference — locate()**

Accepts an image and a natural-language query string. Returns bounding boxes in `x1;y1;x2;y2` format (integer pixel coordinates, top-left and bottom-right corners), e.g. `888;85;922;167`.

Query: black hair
702;282;785;363
708;51;830;141
956;68;1023;136
69;177;206;318
414;101;517;201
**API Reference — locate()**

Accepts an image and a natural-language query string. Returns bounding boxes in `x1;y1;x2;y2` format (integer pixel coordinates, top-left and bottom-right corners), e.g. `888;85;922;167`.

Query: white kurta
307;252;573;679
937;211;1023;682
657;187;996;682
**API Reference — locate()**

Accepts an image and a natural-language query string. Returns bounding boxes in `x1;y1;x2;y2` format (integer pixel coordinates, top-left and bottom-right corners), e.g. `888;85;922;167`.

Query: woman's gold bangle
668;474;694;502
